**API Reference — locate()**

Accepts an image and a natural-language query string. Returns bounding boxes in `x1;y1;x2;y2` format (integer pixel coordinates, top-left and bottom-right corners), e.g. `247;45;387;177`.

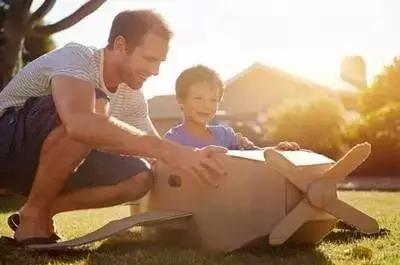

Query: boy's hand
276;141;300;151
235;133;257;150
162;144;227;188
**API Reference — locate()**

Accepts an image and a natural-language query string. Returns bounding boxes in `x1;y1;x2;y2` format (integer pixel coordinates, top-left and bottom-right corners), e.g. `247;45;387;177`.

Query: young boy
164;65;299;151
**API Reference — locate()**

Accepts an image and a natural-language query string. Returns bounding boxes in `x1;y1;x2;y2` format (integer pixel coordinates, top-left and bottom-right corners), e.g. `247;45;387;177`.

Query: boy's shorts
0;90;150;196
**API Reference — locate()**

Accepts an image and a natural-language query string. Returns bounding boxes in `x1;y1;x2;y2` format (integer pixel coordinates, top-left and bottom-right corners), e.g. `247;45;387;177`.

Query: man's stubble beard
119;63;141;90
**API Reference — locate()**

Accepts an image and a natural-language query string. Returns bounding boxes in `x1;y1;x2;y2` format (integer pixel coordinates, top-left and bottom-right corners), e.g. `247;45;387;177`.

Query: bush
265;98;346;159
359;57;400;114
345;102;400;175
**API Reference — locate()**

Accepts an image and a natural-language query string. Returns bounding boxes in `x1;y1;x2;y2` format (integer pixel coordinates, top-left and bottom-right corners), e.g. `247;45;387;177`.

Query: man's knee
41;127;67;154
121;171;154;201
40;126;90;169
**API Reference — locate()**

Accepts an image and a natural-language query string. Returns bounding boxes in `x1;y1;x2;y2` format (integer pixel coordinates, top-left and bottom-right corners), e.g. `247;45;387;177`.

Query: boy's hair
175;65;225;101
107;10;172;52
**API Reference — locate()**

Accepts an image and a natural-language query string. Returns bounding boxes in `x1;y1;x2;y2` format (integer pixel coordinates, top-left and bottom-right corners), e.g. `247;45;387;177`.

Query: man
0;10;226;245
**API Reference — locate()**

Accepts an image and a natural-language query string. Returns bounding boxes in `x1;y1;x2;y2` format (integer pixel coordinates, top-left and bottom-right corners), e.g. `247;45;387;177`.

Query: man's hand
276;141;300;151
162;144;227;188
235;133;258;150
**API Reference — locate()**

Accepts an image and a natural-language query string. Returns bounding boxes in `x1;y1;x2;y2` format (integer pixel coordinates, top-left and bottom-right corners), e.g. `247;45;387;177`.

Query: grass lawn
0;191;399;265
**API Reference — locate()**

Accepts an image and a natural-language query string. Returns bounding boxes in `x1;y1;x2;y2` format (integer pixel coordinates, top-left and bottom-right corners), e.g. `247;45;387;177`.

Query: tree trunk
0;0;106;91
0;35;25;88
0;0;30;88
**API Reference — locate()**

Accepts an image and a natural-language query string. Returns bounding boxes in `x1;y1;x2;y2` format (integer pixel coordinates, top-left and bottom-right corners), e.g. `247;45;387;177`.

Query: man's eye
144;56;156;62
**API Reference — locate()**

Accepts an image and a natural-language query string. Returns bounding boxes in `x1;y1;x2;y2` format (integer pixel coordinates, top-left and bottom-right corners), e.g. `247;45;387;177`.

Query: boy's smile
178;82;220;126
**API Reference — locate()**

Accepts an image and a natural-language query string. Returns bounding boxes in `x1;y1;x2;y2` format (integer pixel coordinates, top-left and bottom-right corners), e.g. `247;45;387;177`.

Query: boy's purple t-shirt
164;124;238;149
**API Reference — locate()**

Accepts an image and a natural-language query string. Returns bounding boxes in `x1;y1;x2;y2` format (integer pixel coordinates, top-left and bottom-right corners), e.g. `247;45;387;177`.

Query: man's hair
107;10;172;51
175;65;225;101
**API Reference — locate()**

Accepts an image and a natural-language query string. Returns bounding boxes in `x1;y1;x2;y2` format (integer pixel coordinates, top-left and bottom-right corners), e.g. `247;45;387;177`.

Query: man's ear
113;35;128;54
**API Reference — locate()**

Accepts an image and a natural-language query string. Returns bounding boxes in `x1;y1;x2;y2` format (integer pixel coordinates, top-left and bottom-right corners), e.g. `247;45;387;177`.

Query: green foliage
23;20;56;64
345;102;400;175
266;98;346;159
0;1;10;46
359;57;400;114
1;4;54;64
343;57;400;175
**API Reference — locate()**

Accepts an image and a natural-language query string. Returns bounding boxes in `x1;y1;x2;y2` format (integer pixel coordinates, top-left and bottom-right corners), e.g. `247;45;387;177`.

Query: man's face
119;32;169;90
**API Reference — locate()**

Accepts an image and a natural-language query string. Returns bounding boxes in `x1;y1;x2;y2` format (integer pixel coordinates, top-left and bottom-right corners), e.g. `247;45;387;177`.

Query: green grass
0;191;399;265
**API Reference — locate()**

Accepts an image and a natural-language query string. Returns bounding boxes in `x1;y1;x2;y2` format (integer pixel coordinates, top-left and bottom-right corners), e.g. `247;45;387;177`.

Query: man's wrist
151;138;181;163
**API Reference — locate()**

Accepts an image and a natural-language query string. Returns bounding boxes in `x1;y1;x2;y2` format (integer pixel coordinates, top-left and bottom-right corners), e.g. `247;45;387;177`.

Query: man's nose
149;63;160;76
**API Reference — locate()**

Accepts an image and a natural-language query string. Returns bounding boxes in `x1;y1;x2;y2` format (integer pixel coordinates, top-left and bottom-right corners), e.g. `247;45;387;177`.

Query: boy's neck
183;120;212;139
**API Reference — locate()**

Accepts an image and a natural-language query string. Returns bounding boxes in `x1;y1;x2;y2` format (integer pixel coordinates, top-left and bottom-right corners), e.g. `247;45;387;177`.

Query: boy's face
178;82;220;125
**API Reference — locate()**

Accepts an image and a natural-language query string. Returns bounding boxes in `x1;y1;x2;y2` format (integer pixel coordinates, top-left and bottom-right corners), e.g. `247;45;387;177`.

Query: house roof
148;94;181;119
149;62;338;119
225;62;334;95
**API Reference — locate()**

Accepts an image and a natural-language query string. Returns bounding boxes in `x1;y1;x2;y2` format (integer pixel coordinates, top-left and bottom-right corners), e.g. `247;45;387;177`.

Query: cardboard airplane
29;143;379;251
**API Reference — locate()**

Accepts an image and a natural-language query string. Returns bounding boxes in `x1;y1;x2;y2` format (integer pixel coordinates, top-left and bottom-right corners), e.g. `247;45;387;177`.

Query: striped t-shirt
0;42;157;135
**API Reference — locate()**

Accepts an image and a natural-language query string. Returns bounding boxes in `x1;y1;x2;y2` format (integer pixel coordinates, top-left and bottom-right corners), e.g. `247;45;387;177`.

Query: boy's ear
176;97;184;110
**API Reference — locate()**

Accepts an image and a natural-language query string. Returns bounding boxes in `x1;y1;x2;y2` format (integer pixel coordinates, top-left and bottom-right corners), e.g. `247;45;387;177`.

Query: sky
32;0;400;99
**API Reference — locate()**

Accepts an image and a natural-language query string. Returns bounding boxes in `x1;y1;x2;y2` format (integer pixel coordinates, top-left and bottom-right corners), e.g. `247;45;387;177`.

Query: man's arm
52;76;227;186
52;76;161;157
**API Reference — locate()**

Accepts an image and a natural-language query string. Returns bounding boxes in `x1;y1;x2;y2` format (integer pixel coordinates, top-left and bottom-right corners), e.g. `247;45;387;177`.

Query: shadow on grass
0;237;90;265
0;195;25;213
0;229;349;265
231;235;335;265
85;231;335;265
324;228;390;244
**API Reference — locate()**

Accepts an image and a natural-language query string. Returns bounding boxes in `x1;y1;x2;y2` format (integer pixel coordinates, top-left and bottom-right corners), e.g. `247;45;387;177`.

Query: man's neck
103;48;120;93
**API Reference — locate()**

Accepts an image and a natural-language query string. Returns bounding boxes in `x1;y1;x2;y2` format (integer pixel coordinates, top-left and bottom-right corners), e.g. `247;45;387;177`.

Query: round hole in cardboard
168;174;182;188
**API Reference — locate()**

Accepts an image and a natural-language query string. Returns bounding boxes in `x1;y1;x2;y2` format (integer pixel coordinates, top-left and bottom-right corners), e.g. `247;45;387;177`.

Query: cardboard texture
28;211;192;250
142;143;378;250
29;143;379;251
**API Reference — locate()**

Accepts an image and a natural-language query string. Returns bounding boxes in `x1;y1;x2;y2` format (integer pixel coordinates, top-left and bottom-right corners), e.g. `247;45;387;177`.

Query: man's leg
50;171;153;216
16;132;153;241
10;91;152;242
15;126;89;240
13;92;109;241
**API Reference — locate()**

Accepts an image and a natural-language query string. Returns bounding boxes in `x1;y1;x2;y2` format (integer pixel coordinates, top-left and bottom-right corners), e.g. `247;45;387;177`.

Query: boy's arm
234;132;259;150
52;76;227;186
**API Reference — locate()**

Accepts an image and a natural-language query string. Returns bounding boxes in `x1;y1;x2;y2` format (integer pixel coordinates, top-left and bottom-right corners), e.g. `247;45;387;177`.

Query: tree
0;0;106;89
358;57;400;115
342;57;400;176
23;19;56;64
266;99;346;159
345;102;400;175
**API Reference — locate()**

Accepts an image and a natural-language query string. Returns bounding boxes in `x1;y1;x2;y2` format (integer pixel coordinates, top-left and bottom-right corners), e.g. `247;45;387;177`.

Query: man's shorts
0;90;151;196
